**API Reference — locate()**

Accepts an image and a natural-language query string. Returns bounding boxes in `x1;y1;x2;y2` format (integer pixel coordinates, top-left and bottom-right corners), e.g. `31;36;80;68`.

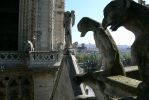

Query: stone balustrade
28;51;62;69
0;51;27;69
0;51;62;70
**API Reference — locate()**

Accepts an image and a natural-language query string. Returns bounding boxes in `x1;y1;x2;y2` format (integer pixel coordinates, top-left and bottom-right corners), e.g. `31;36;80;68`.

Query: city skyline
65;0;148;46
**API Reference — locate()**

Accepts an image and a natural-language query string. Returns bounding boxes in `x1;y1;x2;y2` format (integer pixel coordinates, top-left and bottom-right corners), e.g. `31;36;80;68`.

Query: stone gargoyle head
102;0;132;31
77;17;101;37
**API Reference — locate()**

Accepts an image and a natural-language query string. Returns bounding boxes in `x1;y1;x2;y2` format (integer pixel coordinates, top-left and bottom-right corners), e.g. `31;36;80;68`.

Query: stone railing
0;51;28;69
0;51;62;70
28;51;62;69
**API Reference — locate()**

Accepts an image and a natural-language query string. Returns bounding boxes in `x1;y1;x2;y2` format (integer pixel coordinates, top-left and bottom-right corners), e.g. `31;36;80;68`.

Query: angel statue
64;10;75;49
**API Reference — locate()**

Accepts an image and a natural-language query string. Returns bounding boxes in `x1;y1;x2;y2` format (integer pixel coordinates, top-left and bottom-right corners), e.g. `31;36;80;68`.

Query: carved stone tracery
0;74;33;100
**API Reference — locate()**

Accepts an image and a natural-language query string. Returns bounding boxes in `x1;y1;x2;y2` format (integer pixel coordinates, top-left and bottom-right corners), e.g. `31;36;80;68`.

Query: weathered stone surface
102;0;149;99
106;75;141;95
77;17;125;76
0;0;65;100
64;10;75;49
51;54;84;100
33;72;55;100
75;95;96;100
76;17;128;100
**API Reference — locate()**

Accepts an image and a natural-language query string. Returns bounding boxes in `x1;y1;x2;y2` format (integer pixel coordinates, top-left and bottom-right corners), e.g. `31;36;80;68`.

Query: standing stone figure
64;10;75;49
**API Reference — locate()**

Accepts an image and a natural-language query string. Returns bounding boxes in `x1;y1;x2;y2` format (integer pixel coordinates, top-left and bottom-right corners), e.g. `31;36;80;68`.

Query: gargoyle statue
102;0;149;99
78;17;125;76
76;17;125;100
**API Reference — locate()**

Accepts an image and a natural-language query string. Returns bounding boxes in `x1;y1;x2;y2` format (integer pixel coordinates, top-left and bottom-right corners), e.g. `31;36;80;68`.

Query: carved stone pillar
18;0;36;51
32;0;54;51
18;0;64;51
18;0;28;51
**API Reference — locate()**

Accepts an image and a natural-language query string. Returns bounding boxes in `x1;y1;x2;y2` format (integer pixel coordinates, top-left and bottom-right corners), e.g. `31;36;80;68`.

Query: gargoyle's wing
71;10;75;27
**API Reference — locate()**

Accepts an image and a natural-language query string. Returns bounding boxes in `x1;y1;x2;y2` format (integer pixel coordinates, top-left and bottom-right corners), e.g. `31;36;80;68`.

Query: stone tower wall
53;0;65;51
18;0;64;51
0;0;65;100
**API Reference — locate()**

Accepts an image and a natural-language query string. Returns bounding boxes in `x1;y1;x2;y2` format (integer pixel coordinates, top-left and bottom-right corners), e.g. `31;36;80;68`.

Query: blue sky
65;0;148;46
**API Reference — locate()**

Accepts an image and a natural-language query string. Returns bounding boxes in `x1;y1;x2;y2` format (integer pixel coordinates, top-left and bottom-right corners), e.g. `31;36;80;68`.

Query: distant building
77;43;87;52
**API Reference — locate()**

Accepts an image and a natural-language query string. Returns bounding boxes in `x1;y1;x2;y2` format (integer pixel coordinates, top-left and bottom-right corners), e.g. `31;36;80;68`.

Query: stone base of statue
63;48;76;55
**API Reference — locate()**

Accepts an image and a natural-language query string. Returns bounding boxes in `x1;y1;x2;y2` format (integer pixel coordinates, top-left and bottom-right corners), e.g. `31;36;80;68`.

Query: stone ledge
106;75;141;95
124;66;138;73
75;95;96;100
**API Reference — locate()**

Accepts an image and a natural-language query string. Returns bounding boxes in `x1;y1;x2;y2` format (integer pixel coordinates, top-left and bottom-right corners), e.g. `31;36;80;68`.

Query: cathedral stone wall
53;0;65;51
18;0;64;51
33;72;56;100
0;0;65;100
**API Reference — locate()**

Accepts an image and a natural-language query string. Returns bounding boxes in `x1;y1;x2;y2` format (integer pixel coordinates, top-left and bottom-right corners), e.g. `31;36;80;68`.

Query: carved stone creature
78;17;125;76
102;0;149;99
76;17;125;100
64;10;75;49
27;40;34;51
